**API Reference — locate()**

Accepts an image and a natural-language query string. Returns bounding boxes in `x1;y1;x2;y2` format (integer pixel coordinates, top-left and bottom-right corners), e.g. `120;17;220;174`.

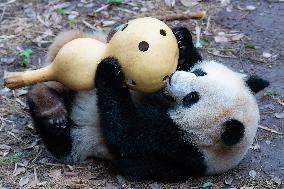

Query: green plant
56;8;65;15
0;151;32;165
107;0;123;5
264;88;276;96
245;43;256;49
19;48;32;66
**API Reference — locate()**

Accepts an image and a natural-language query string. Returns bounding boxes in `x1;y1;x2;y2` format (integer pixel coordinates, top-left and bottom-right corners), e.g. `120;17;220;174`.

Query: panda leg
172;27;202;71
95;58;206;181
27;83;73;158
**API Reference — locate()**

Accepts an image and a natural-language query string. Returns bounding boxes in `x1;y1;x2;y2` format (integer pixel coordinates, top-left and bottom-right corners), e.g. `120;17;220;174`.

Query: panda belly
68;90;111;163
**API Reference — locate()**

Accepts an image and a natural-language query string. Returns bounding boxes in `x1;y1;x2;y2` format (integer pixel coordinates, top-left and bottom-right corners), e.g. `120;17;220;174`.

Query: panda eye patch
182;91;200;108
192;69;207;76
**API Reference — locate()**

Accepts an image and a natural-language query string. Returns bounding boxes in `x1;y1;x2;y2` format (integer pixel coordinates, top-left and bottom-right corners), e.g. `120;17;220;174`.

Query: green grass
56;8;65;15
0;151;33;165
245;43;256;49
19;48;32;66
264;88;276;96
107;0;123;5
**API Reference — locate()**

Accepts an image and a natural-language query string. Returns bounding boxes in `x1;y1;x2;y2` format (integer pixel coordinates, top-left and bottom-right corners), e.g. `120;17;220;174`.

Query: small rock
1;57;15;64
265;140;271;145
140;7;148;12
271;176;282;185
249;170;257;179
67;11;79;20
150;182;161;189
263;52;272;58
180;0;199;7
19;176;29;187
246;5;256;10
53;2;72;10
102;20;116;27
250;143;260;150
224;177;233;185
275;112;284;119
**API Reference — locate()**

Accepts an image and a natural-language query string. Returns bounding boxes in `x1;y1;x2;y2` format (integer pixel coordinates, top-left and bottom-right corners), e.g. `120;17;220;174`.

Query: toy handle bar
4;65;54;89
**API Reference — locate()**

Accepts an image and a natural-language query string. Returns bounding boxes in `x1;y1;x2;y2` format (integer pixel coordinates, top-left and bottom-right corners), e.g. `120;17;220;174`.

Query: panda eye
192;69;207;76
182;91;200;108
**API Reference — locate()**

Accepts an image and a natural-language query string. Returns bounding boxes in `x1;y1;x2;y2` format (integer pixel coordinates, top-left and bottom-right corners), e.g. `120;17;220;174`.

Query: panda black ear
245;75;269;94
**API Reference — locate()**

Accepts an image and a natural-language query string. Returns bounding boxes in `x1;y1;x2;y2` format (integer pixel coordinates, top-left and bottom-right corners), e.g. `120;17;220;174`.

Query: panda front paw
172;27;202;71
95;57;125;89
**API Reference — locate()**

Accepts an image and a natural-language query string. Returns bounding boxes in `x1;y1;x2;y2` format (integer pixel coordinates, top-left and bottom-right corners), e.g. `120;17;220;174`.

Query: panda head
164;60;269;147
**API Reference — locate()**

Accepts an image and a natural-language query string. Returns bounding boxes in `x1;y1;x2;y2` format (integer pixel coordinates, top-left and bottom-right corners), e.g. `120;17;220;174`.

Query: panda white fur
27;27;269;181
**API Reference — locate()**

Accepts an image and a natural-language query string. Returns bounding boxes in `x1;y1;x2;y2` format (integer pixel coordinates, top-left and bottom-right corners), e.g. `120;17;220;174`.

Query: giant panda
26;27;269;181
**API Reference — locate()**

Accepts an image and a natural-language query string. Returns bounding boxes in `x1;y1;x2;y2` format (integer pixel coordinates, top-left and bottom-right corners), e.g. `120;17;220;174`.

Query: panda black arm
172;27;202;71
95;57;206;181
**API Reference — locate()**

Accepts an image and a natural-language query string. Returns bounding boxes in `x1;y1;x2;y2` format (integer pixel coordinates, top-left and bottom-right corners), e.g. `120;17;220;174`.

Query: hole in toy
138;41;149;52
160;29;167;36
163;75;169;81
121;24;128;31
131;80;136;85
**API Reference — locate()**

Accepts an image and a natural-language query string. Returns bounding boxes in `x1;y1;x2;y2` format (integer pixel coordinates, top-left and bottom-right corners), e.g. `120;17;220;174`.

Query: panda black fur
27;27;269;181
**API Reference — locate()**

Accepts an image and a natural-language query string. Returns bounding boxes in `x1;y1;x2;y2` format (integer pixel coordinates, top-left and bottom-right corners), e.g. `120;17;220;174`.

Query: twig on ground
82;20;98;30
94;4;110;13
0;6;6;22
0;0;17;8
258;125;282;135
31;149;42;164
156;11;206;21
6;131;24;142
207;51;237;59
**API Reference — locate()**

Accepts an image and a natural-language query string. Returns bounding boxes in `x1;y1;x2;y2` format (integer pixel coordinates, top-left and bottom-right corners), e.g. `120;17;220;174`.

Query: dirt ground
0;0;283;188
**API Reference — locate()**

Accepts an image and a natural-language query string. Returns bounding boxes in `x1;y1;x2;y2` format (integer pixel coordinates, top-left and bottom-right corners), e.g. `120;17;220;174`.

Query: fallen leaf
231;33;244;41
275;112;284;119
48;169;62;181
64;171;79;177
13;163;26;176
164;0;175;7
180;0;199;7
249;170;257;179
19;176;29;187
214;35;229;43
